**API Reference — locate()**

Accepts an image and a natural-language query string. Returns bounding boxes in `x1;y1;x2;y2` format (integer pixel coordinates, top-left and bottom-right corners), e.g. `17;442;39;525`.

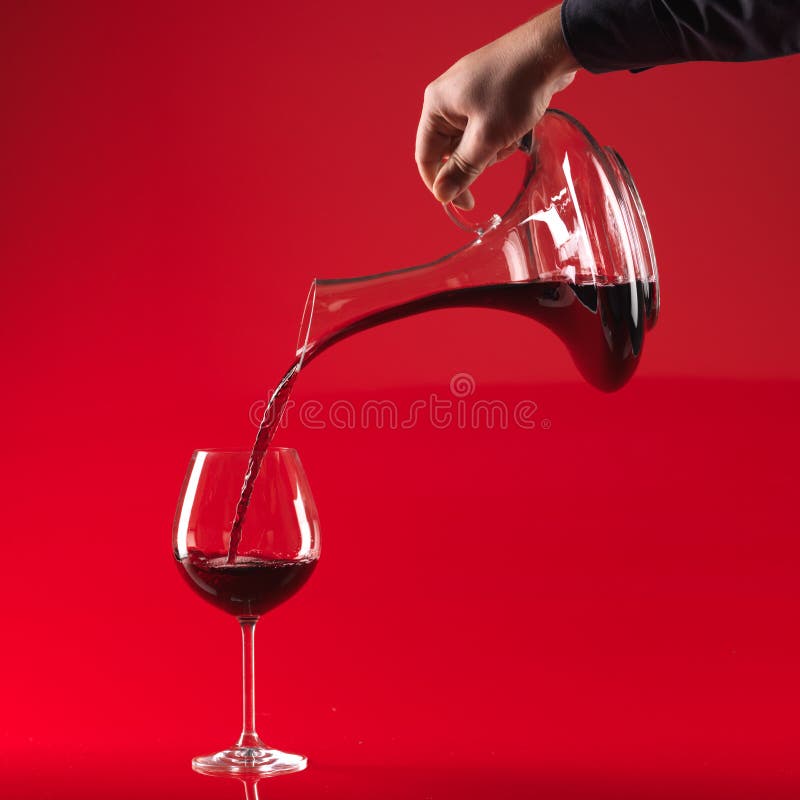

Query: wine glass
173;448;321;776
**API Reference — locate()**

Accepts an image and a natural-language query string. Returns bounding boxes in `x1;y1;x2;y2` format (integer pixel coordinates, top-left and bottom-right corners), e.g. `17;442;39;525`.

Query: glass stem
236;616;262;750
243;779;260;800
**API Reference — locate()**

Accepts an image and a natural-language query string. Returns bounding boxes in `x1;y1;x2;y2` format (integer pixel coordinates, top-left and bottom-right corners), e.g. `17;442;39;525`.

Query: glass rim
192;447;299;456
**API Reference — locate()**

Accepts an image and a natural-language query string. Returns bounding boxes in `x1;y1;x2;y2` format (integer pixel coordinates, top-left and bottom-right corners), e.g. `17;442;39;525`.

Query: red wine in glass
180;553;318;617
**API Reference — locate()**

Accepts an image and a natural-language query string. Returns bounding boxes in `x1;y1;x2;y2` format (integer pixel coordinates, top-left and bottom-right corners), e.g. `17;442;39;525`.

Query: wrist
526;4;580;79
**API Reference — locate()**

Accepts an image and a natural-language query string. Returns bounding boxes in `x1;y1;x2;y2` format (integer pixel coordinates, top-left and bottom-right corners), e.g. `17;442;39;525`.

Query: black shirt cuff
561;0;800;75
561;0;681;73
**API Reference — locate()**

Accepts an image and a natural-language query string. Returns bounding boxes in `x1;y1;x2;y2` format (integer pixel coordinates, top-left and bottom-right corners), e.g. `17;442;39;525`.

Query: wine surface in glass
180;552;318;617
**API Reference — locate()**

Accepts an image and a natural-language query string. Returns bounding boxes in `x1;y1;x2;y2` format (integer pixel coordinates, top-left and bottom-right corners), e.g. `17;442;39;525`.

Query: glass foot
192;745;307;776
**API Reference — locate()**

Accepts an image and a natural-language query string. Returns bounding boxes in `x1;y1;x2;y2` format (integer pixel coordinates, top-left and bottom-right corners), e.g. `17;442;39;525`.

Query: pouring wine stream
225;109;660;564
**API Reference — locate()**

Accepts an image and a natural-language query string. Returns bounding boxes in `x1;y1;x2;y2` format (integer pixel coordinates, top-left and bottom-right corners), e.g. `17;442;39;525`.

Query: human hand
415;5;579;210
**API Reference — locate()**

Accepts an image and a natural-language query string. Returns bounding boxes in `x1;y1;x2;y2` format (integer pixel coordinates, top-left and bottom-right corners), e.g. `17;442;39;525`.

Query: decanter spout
295;232;538;368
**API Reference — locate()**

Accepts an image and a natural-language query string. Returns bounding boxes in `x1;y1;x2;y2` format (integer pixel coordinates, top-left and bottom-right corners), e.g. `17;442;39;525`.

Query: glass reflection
194;768;264;800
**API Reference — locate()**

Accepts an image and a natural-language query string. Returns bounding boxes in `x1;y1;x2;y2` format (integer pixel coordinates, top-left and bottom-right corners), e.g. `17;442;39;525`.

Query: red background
1;1;799;798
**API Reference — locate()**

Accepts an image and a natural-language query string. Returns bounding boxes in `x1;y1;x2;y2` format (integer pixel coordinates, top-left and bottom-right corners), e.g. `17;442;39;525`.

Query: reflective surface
6;758;800;799
5;380;800;800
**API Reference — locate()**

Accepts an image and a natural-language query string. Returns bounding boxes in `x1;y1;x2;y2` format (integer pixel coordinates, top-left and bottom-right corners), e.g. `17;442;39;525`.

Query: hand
415;5;579;210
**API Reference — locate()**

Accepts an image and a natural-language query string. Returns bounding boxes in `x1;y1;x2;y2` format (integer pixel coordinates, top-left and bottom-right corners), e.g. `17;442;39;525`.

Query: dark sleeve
561;0;800;73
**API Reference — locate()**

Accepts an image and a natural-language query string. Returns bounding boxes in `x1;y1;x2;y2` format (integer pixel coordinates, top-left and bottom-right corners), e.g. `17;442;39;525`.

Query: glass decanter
294;110;659;392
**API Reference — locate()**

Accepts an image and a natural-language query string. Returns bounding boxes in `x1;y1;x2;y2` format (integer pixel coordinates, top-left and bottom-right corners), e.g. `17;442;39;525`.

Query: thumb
432;120;497;204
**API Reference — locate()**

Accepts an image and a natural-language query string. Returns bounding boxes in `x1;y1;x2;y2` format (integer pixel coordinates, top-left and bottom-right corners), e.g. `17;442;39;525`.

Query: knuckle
478;119;510;149
423;81;439;102
450;150;482;179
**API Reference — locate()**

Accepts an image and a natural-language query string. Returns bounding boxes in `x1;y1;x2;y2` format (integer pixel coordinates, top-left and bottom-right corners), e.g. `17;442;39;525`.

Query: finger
432;120;498;205
452;188;475;210
415;112;462;192
494;143;518;164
